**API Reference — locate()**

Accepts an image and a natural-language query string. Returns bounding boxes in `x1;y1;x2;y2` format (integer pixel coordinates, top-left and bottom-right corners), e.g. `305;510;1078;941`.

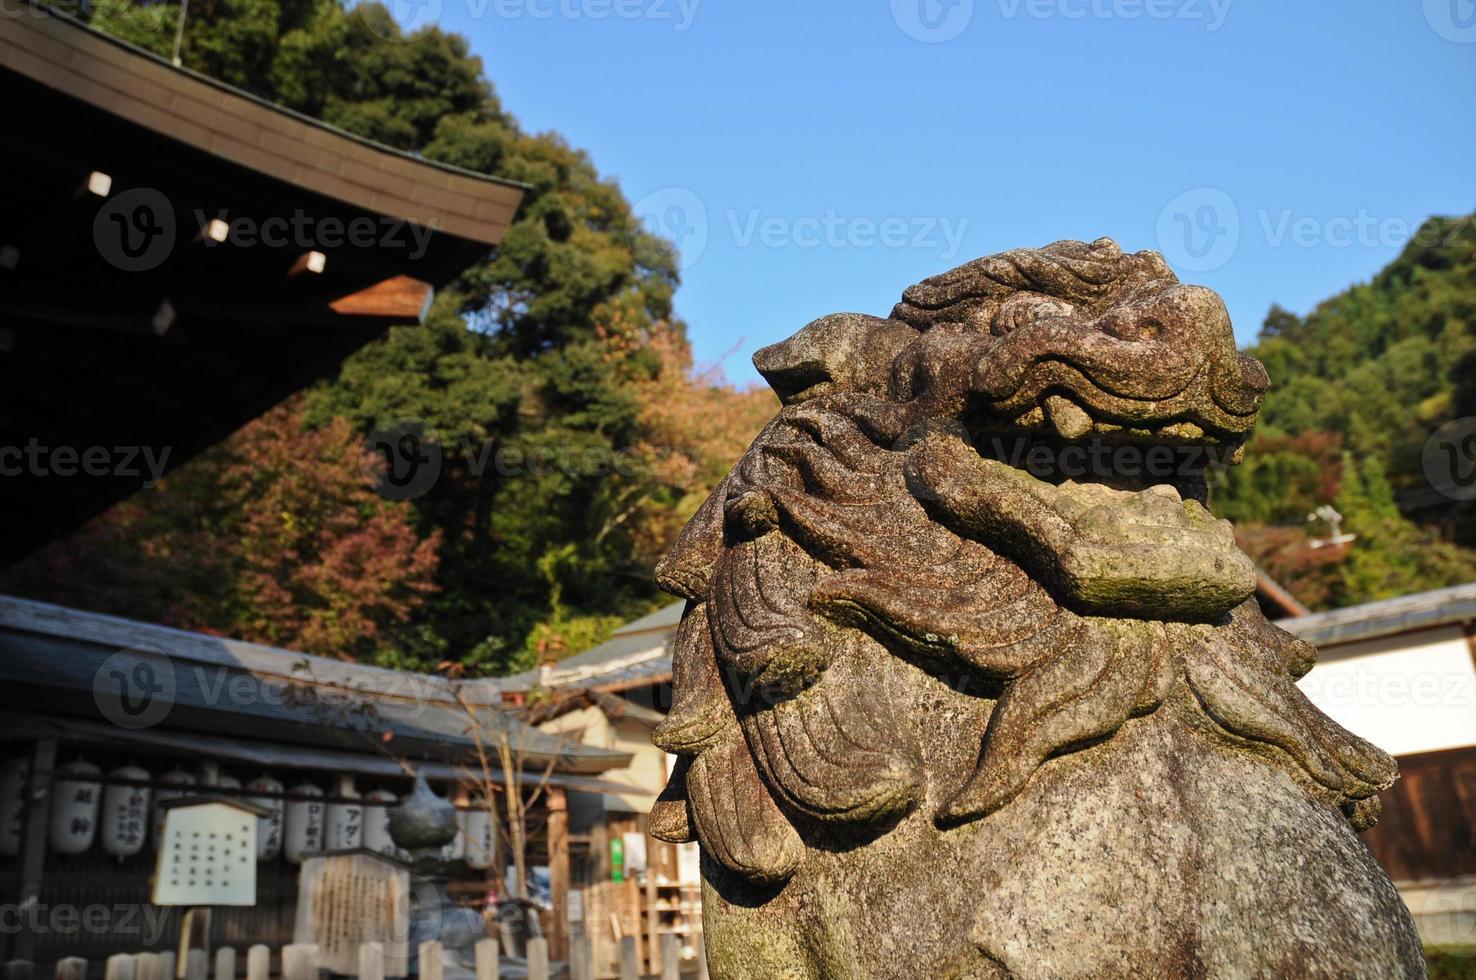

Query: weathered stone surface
652;238;1425;978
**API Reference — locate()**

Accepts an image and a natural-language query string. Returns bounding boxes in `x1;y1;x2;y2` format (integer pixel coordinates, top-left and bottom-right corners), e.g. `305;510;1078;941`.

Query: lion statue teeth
651;238;1426;979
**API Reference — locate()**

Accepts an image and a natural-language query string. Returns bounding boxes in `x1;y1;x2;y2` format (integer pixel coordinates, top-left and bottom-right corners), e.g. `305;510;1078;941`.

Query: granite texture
648;239;1426;978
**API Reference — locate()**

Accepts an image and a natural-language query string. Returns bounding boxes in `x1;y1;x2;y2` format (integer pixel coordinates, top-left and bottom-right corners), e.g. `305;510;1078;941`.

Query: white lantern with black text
283;782;324;863
325;775;362;851
245;774;284;861
464;802;494;870
101;763;151;859
49;759;101;855
362;788;397;857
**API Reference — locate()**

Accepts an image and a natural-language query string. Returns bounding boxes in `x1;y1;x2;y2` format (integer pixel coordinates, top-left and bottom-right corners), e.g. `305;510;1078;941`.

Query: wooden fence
0;932;708;980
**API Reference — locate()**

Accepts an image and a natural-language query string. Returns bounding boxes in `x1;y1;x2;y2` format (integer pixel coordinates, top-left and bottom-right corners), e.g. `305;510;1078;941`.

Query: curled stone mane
645;239;1416;978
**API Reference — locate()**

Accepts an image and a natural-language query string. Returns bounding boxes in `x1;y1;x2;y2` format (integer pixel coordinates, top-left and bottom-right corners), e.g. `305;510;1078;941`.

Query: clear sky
408;0;1475;386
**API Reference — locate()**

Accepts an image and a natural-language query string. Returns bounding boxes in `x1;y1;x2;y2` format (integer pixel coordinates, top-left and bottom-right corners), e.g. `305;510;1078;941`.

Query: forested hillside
1212;214;1476;609
2;0;774;673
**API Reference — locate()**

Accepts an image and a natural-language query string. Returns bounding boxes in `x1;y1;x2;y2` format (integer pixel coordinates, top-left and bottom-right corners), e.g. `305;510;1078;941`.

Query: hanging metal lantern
101;763;151;859
362;788;397;857
325;774;362;851
283;782;324;863
49;759;102;855
152;768;197;848
464;801;495;870
0;757;27;858
245;774;284;861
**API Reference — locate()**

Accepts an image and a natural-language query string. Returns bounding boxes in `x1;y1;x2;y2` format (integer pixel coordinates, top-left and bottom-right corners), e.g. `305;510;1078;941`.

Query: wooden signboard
294;850;411;977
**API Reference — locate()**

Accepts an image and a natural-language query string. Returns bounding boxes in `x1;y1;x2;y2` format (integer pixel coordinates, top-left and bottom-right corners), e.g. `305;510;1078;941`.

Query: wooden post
416;942;441;980
12;740;56;963
280;945;316;980
472;939;497;980
183;951;207;980
53;959;86;980
211;948;234;980
617;937;639;980
659;934;678;980
644;875;658;976
158;953;175;980
356;944;383;980
546;786;569;963
104;954;136;980
134;954;165;980
569;934;592;980
243;947;269;980
525;938;549;980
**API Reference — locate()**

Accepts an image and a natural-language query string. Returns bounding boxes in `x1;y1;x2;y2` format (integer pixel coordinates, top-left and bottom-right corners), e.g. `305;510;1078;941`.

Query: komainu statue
647;239;1426;978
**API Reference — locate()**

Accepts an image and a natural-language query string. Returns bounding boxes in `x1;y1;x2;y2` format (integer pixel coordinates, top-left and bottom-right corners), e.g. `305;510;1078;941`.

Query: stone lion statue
647;239;1426;978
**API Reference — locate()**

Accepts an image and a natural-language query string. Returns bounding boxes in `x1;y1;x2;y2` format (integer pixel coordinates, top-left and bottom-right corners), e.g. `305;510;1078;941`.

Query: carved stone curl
650;239;1425;978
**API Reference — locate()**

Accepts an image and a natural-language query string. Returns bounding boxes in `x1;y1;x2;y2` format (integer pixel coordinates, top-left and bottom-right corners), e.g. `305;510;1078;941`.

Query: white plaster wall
1297;625;1476;757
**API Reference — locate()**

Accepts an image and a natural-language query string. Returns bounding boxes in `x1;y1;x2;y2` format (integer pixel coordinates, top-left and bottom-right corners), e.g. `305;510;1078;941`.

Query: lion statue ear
752;312;918;404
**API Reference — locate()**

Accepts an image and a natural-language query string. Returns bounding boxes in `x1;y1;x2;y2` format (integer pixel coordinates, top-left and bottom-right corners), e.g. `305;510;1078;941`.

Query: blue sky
407;0;1475;386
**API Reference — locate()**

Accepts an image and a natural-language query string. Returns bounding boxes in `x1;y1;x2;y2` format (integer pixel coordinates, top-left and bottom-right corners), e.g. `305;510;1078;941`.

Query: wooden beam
11;739;56;963
546;786;570;964
327;275;434;323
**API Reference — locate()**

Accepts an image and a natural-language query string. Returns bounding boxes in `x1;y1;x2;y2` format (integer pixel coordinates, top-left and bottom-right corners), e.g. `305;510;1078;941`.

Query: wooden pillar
546;786;569;962
243;947;268;980
12;740;56;964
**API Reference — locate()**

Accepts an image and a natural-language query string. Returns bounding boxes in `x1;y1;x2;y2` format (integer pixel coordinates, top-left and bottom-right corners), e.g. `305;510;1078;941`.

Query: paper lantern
245;775;284;861
152;768;197;848
48;759;101;855
464;803;495;870
362;789;397;857
283;782;324;863
101;764;151;859
0;757;27;857
325;775;362;851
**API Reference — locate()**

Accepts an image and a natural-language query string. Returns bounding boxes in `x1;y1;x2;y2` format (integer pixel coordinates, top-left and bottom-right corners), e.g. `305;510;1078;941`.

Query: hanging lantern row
0;757;497;868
